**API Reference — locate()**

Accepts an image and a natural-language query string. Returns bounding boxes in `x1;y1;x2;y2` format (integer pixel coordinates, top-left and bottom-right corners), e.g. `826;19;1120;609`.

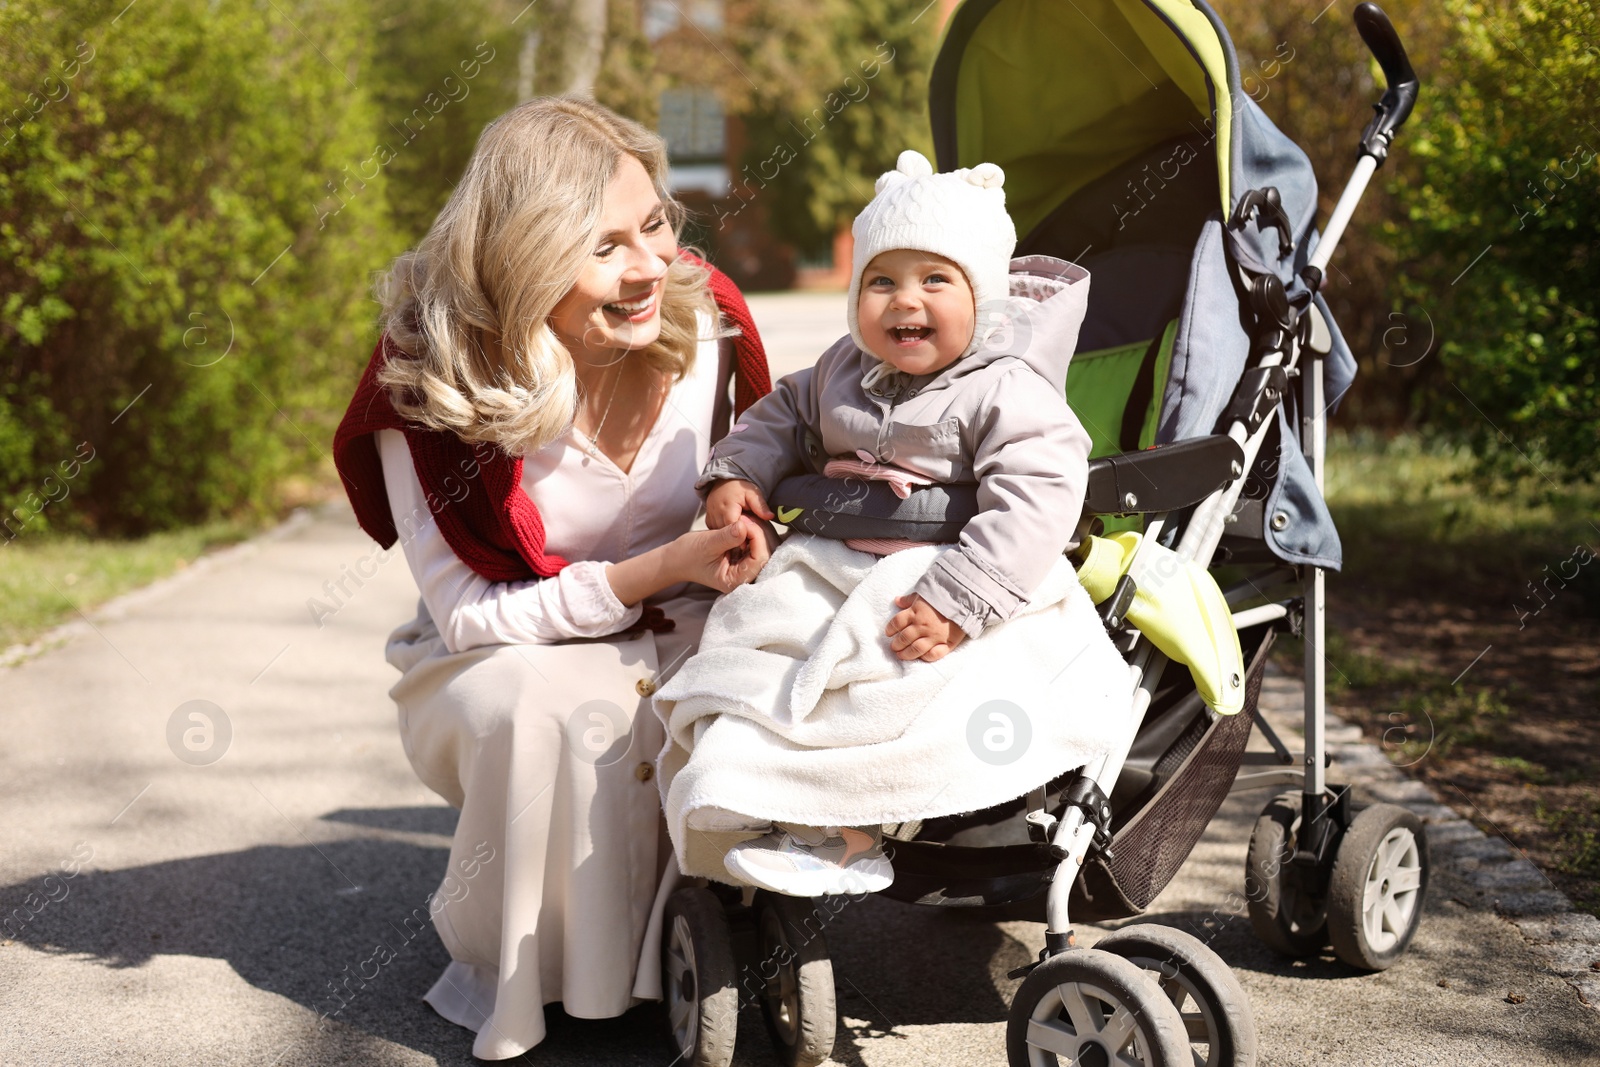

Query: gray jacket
699;255;1092;638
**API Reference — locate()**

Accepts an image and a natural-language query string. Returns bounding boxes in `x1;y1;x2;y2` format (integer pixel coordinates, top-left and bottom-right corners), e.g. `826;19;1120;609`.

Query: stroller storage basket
1074;627;1274;920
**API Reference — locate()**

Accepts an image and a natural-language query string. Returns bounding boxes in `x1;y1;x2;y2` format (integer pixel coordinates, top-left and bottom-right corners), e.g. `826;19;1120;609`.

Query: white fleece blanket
653;536;1134;882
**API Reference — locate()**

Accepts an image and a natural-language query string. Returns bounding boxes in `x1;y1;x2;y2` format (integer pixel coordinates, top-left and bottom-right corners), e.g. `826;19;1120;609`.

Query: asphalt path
1;291;1596;1065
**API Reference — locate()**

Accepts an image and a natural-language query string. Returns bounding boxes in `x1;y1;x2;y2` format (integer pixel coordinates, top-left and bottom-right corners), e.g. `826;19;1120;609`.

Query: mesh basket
1070;628;1276;921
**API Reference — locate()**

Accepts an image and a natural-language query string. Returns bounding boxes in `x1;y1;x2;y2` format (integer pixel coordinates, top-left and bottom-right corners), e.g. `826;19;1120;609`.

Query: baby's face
856;250;975;377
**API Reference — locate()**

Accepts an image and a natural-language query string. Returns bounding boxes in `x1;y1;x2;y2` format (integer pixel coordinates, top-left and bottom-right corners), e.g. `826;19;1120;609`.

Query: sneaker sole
723;851;894;898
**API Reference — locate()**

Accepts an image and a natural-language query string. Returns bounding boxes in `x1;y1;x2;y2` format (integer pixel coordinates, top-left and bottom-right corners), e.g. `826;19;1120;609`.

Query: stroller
661;2;1425;1065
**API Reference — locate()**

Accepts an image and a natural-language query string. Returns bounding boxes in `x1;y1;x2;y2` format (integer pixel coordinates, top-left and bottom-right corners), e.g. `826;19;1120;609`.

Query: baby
684;150;1100;896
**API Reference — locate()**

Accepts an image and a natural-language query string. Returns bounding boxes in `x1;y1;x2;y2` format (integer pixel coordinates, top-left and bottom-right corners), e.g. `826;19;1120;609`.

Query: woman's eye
595;244;617;258
644;217;667;234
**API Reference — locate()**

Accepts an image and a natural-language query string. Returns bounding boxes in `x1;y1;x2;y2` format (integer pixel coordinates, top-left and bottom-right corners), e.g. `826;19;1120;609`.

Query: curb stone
1256;663;1600;1011
0;505;319;671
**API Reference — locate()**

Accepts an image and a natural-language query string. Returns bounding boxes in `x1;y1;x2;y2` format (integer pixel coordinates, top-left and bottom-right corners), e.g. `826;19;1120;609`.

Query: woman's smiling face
549;154;676;358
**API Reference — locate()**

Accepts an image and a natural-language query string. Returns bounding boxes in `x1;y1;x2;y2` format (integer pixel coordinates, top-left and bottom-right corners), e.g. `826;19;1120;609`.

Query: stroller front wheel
1325;803;1429;970
752;891;837;1067
1096;924;1258;1067
1244;792;1330;957
662;887;740;1067
1006;948;1190;1067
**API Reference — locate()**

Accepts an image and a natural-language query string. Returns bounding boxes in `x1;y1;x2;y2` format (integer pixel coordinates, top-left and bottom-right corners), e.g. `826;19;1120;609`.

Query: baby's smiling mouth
889;325;932;345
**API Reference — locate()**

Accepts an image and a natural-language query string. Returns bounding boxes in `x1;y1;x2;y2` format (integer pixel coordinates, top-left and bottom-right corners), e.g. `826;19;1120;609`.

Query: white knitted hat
847;149;1018;358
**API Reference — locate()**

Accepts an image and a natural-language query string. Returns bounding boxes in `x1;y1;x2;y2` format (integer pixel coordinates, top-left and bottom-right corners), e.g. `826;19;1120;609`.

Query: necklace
581;358;627;460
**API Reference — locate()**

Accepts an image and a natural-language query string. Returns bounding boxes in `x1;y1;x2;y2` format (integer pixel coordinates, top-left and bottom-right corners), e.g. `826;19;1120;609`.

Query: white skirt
384;590;715;1061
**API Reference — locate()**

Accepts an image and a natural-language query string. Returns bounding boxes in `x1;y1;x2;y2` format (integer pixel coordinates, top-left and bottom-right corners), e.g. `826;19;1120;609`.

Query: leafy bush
1394;0;1599;485
0;0;399;536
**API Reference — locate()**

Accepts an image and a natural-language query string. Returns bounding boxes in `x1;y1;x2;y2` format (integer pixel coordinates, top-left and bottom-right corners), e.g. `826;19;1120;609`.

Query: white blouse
378;326;726;655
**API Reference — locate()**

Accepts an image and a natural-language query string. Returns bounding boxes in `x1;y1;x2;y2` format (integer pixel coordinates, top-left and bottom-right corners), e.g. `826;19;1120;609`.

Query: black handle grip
1355;2;1416;91
1352;3;1419;163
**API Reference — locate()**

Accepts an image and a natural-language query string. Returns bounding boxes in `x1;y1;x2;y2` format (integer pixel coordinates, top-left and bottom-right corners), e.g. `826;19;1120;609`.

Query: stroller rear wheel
1325;803;1428;970
662;887;739;1067
752;891;837;1067
1007;948;1190;1067
1245;792;1329;957
1097;924;1258;1067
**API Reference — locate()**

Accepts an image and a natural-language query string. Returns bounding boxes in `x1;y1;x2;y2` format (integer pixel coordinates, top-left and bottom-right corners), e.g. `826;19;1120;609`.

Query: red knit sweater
333;254;771;595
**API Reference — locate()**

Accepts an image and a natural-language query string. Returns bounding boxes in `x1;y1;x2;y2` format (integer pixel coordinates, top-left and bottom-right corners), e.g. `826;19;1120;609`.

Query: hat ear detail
966;162;1005;189
896;149;934;178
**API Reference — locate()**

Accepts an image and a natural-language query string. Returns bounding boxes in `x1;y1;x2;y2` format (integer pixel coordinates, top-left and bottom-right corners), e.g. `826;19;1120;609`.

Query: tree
721;0;942;257
1394;0;1598;484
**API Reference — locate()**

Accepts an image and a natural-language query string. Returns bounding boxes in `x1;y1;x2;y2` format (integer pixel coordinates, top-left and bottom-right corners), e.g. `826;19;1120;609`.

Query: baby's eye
868;275;894;287
925;272;950;285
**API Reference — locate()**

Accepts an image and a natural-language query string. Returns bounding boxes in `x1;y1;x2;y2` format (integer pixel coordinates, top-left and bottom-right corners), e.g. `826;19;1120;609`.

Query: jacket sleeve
912;366;1092;638
377;430;641;652
695;337;847;496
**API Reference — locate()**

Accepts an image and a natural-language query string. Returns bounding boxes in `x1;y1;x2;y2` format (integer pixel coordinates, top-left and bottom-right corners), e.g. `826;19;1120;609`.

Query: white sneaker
723;824;894;897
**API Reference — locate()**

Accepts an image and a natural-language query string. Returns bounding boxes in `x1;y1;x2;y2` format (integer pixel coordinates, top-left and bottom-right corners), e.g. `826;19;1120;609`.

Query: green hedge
0;0;399;537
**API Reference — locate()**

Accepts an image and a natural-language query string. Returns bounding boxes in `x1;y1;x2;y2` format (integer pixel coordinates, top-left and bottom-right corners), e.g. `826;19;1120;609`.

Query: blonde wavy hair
376;95;717;455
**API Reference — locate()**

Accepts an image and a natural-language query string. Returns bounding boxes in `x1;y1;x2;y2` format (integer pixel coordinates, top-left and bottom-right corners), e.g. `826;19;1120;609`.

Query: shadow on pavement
0;811;683;1065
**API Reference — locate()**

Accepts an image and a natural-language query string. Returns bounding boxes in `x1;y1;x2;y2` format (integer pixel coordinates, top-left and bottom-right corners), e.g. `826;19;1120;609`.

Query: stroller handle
1353;3;1419;164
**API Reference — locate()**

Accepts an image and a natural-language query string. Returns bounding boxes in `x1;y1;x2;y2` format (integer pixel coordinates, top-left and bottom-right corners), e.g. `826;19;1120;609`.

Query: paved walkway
1;292;1596;1065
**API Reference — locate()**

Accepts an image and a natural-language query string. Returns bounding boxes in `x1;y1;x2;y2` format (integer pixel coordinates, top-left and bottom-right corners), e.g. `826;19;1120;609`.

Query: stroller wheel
1325;803;1429;971
1097;924;1259;1067
662;887;739;1067
752;891;837;1067
1245;792;1329;957
1007;948;1190;1067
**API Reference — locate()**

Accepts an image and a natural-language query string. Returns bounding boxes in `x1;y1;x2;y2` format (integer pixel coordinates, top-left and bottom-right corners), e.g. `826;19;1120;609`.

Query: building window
658;88;725;163
643;0;723;42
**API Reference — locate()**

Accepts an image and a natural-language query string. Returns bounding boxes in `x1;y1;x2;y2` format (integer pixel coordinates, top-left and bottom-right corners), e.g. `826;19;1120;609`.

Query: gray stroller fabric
1151;10;1357;569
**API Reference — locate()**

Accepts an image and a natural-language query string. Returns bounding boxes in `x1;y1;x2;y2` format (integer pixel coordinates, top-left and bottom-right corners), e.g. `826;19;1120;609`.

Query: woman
332;96;772;1059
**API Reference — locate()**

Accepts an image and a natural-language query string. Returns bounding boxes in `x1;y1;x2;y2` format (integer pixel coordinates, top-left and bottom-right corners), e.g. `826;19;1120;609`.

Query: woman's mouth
604;286;659;323
889;325;932;347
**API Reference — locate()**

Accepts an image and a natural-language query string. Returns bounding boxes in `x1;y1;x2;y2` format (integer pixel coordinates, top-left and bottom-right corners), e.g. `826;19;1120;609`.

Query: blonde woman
333;96;772;1059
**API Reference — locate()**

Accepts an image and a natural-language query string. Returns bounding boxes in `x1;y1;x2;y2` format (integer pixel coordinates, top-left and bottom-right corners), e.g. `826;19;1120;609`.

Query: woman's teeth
605;293;654;315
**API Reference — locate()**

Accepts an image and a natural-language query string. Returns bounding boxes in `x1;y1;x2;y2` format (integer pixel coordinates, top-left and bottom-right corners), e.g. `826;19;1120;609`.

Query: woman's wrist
605;543;678;606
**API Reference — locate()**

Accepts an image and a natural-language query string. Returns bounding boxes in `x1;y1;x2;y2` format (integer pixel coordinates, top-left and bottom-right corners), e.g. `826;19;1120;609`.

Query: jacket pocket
884;417;961;479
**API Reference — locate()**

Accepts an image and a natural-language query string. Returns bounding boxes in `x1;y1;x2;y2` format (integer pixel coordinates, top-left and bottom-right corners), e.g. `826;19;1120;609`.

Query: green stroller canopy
931;0;1234;239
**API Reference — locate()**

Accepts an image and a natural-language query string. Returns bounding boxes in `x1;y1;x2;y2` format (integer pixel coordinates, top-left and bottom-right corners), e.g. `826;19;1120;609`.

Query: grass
0;518;273;651
1276;627;1515;764
1272;429;1597;766
1322;429;1600;610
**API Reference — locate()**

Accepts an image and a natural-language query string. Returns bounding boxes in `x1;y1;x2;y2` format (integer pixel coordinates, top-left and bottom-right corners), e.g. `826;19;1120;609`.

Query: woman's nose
624;241;669;284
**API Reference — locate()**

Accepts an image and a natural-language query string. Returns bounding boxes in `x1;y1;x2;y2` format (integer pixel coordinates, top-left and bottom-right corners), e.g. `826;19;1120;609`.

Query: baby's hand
886;594;967;663
705;478;775;530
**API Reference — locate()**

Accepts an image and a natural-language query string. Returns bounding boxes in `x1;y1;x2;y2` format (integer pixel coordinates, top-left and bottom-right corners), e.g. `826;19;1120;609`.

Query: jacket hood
858;254;1091;396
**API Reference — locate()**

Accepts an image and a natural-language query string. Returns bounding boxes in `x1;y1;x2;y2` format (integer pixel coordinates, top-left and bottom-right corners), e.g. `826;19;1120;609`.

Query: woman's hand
667;518;772;593
705;478;775;530
886;594;967;662
605;518;773;605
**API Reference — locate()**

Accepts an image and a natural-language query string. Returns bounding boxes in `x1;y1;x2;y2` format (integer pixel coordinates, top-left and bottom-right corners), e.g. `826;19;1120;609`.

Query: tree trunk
563;0;607;96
